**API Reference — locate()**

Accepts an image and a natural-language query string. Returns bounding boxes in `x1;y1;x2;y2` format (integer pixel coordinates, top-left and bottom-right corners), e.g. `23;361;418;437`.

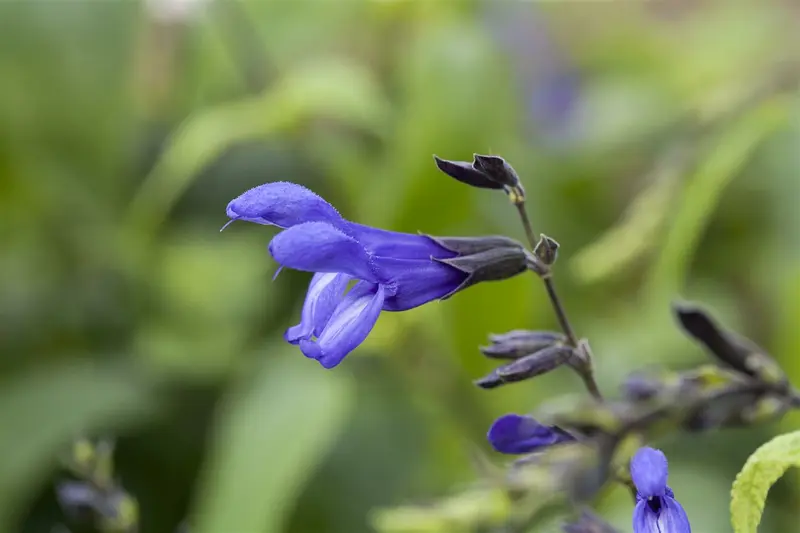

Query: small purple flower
226;182;465;368
487;414;574;454
56;481;100;513
481;2;581;145
226;182;527;369
630;447;691;533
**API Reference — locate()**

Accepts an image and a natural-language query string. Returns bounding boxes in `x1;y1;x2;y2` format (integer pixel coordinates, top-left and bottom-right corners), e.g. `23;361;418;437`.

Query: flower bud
488;329;564;345
474;345;572;389
433;154;525;203
621;371;678;402
472;154;522;188
481;330;566;360
674;302;787;386
533;234;559;266
621;374;662;402
432;155;503;190
56;481;100;520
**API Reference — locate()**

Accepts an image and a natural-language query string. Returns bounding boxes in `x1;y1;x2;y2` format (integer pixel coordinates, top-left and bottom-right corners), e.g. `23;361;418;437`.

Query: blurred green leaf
359;8;517;231
154;233;272;323
0;360;156;529
0;2;139;185
191;351;353;533
577;78;676;153
134;232;273;380
731;430;800;533
127;57;389;233
370;487;510;533
571;143;687;284
644;97;790;304
667;3;783;107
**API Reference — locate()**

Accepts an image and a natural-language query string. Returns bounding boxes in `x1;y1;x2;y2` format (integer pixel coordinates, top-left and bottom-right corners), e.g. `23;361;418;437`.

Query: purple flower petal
487;414;573;454
633;495;691;533
482;2;580;145
348;223;457;261
659;496;692;533
285;272;352;344
632;499;653;533
631;447;669;497
226;182;343;229
269;222;378;283
56;481;99;510
299;282;385;368
375;257;467;311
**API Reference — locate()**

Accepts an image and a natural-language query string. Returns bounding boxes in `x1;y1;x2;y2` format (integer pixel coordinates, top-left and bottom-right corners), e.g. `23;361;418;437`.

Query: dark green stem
513;198;604;402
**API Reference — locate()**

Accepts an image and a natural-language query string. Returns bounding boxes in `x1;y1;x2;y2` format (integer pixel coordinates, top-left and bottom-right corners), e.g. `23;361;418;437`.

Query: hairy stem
543;276;578;346
515;203;538;251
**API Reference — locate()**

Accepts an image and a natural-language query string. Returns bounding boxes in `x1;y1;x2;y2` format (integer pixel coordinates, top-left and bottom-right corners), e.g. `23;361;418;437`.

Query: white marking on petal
320;289;375;345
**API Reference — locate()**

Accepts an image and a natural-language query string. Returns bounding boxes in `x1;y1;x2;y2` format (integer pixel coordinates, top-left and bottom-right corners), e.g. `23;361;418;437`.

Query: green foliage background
1;1;799;532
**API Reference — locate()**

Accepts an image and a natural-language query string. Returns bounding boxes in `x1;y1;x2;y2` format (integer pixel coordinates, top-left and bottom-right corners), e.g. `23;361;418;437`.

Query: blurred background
1;1;800;532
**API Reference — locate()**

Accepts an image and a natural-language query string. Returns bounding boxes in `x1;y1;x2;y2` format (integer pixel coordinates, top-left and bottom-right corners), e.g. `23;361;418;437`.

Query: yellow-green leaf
731;430;800;533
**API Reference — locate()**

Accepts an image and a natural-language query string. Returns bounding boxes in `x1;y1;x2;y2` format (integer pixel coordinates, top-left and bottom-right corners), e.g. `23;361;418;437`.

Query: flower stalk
506;172;604;402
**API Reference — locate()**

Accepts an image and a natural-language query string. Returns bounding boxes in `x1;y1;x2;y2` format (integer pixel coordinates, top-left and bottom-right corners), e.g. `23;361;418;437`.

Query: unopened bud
481;330;565;359
621;370;684;402
534;234;559;266
621;373;663;401
56;481;100;520
472;154;522;189
474;345;572;389
433;154;525;204
433;155;503;190
488;330;563;345
674;302;787;386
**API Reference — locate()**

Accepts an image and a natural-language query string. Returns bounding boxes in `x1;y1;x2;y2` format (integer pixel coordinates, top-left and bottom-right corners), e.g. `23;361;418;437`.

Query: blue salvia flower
630;447;691;533
226;182;528;368
487;414;574;454
481;2;580;145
